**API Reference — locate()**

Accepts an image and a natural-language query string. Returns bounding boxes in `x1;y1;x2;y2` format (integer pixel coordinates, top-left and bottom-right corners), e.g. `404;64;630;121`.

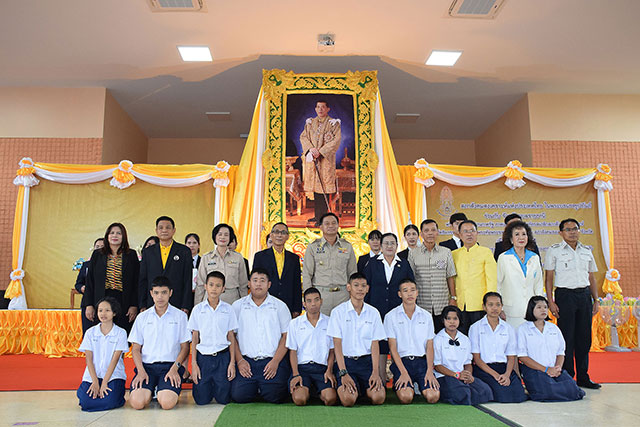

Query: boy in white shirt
327;272;386;407
188;271;239;405
287;287;337;406
231;268;292;403
128;276;191;410
384;279;440;404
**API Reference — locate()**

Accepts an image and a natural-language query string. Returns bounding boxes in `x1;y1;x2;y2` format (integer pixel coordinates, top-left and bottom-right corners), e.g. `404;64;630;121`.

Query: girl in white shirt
469;292;527;403
76;297;129;411
517;296;586;401
434;305;493;405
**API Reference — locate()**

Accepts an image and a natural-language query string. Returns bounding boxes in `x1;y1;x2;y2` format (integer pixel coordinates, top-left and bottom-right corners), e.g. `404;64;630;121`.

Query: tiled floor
2;384;638;426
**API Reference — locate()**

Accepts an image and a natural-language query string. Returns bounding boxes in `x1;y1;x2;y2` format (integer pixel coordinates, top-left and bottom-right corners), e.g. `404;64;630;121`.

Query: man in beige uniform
299;100;342;225
303;213;357;315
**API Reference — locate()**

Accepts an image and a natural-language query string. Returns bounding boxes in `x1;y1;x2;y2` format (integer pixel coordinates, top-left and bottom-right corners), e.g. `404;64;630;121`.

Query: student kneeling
128;276;191;410
231;268;292;403
517;296;585;402
384;279;440;404
188;271;239;405
327;273;387;407
287;288;337;406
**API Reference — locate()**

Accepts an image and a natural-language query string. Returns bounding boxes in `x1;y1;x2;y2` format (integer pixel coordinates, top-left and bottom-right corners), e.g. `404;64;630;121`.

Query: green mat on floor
215;391;506;426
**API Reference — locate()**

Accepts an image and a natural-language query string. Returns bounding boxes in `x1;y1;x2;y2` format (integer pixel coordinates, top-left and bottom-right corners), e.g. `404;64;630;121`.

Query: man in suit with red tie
252;222;302;317
139;216;193;314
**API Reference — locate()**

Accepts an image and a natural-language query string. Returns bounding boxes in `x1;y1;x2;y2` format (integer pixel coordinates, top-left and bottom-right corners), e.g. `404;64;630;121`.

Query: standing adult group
76;211;601;412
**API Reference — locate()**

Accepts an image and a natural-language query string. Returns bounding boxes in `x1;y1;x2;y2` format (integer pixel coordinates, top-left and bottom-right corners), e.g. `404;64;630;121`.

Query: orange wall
475;94;532;167
0;138;103;291
532;140;640;298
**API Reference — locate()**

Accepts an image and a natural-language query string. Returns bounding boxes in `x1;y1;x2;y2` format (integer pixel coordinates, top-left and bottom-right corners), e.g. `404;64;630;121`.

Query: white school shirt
188;299;238;355
79;324;129;383
517;321;565;367
286;313;333;365
232;294;291;359
433;329;472;378
128;304;191;364
469;315;517;364
384;304;435;358
326;300;386;357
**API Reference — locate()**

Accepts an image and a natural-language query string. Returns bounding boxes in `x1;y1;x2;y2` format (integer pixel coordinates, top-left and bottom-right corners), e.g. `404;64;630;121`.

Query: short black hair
348;272;367;284
398;278;417;290
483;291;503;305
403;224;419;236
265;233;271;245
212;223;236;245
381;232;398;244
156;216;175;228
319;212;339;225
250;267;270;280
144;236;159;247
367;230;383;241
151;275;172;290
206;271;226;285
420;219;438;230
504;213;522;224
272;222;288;231
441;305;463;325
524;296;550;322
449;212;467;224
94;237;105;246
559;218;580;232
502;220;537;252
316;100;330;108
185;233;200;245
96;296;121;317
459;219;477;231
303;287;321;300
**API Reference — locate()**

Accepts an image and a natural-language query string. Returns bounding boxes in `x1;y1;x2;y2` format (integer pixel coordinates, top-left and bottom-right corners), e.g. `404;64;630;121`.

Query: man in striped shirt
408;219;457;333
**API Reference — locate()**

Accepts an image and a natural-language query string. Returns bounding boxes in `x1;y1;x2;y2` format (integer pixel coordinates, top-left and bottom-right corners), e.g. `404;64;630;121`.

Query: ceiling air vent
147;0;206;12
448;0;506;19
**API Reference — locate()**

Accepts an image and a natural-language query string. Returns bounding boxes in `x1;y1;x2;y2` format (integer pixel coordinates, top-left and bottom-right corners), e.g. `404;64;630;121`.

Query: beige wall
147;138;248;165
475;94;532;167
102;91;148;164
529;93;640;142
391;139;476;165
0;87;106;138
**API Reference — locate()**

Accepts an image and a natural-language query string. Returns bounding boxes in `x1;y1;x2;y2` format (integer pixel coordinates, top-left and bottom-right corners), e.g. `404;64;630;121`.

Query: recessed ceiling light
425;50;462;66
177;46;212;62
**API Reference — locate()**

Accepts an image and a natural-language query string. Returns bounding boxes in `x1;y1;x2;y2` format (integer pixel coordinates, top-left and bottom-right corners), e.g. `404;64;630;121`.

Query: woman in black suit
82;222;139;334
364;232;415;382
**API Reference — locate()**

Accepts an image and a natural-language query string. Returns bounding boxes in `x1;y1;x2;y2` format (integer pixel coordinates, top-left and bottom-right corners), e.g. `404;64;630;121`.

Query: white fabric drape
8;187;30;310
373;93;399;236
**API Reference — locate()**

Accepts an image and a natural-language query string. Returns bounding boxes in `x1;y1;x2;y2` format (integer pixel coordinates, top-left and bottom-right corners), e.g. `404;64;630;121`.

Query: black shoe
577;380;601;389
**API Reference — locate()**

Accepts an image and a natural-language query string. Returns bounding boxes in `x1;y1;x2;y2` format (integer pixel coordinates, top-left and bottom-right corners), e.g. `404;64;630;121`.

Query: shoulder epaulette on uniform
550;243;562;248
329;118;341;126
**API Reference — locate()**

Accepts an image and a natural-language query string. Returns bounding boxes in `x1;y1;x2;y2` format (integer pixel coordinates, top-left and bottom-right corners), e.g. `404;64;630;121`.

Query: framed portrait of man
261;69;379;249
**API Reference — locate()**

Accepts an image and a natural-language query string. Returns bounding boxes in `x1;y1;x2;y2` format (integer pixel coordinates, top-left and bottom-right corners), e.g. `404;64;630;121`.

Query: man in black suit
357;230;382;273
252;222;302;317
139;216;193;313
439;212;467;251
493;213;540;260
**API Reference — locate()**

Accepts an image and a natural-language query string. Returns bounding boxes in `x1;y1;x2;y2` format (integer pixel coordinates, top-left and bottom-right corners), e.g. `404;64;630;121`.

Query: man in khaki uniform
303;213;357;315
300;100;342;225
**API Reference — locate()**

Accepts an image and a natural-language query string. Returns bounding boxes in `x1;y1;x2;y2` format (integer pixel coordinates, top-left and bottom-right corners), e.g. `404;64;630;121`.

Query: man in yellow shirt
252;222;302;317
451;220;497;335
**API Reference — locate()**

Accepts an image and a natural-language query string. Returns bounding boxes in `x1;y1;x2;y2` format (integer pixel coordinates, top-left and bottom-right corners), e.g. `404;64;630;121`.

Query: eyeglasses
382;241;397;246
271;230;289;235
562;227;579;232
460;229;477;234
448;339;460;346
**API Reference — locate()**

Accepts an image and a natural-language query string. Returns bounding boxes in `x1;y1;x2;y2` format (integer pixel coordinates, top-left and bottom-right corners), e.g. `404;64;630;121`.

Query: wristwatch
175;361;182;369
450;295;457;301
338;369;349;378
454;371;461;379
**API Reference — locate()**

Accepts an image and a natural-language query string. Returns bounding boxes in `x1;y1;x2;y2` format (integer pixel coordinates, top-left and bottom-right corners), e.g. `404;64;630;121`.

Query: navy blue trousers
390;356;429;391
77;378;125;412
193;350;232;405
555;287;593;382
473;363;527;403
520;364;585;402
437;375;493;405
231;357;290;403
292;362;333;394
335;355;374;397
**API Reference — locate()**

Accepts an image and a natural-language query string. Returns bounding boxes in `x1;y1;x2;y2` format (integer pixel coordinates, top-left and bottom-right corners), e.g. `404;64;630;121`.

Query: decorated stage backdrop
4;69;635;353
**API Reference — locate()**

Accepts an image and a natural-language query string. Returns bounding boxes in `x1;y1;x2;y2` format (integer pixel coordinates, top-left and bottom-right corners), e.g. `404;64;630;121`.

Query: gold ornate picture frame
261;69;379;252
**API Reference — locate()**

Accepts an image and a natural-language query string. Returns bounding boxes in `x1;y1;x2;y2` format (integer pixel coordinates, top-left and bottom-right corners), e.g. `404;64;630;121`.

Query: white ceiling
2;0;640;139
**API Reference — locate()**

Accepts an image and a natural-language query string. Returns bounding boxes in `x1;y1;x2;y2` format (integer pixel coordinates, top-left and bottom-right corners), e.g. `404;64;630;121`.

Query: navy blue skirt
472;363;527;403
520;364;585;402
